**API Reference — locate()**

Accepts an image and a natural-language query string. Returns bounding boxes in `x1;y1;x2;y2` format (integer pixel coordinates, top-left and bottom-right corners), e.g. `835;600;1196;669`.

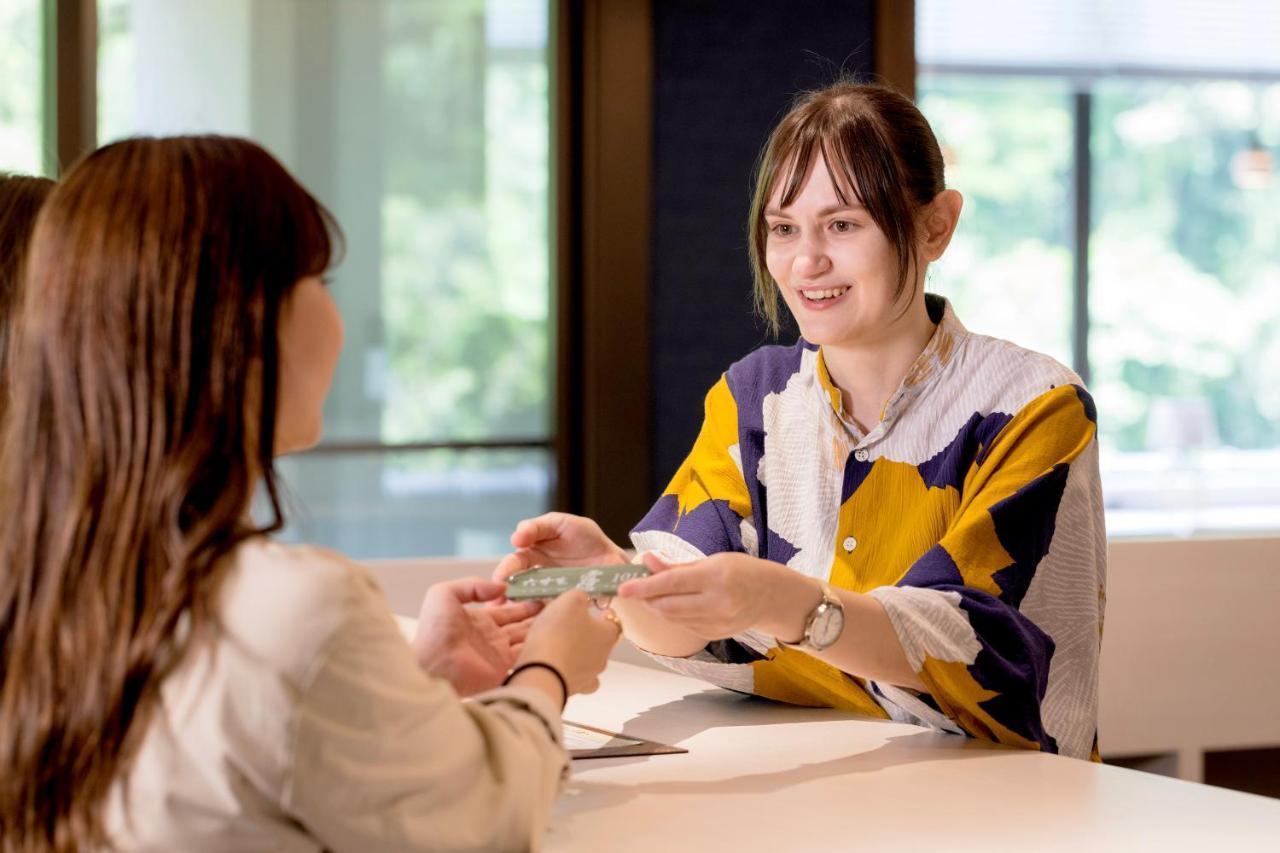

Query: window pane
920;0;1280;78
96;0;551;443
918;74;1074;366
272;448;552;558
1092;79;1280;536
0;0;45;174
381;0;551;444
98;0;555;555
97;0;134;145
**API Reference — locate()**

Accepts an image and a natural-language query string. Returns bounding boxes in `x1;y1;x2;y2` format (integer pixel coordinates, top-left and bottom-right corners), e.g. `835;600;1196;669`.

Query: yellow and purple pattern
631;295;1106;760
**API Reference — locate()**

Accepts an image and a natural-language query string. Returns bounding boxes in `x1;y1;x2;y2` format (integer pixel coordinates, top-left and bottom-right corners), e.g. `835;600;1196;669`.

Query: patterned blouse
630;294;1106;760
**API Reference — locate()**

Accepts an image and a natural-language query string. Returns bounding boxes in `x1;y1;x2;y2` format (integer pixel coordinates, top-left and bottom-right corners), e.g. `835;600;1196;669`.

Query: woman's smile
796;284;852;309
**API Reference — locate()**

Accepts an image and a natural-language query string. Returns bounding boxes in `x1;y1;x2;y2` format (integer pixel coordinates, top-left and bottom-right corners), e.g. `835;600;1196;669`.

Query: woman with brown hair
496;81;1106;761
0;136;619;851
0;173;55;353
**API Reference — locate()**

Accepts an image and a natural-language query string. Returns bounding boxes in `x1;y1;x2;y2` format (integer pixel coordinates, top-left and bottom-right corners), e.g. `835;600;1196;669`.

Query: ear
918;189;963;263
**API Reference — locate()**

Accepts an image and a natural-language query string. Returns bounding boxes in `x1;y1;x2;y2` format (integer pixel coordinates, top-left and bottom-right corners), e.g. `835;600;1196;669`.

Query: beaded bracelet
502;661;568;711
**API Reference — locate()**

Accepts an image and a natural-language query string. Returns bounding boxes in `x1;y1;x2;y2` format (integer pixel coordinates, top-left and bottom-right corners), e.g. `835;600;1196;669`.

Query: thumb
439;577;508;605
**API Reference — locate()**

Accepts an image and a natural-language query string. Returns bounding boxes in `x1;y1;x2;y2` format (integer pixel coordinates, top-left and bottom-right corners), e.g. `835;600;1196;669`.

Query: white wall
1098;534;1280;780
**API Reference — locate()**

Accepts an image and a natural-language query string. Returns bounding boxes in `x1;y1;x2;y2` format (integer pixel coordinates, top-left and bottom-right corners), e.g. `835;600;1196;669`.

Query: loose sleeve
631;375;756;560
626;375;788;684
868;384;1106;759
284;575;569;851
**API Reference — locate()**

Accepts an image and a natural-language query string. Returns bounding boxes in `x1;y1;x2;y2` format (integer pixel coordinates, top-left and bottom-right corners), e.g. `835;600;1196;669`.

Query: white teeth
803;287;849;301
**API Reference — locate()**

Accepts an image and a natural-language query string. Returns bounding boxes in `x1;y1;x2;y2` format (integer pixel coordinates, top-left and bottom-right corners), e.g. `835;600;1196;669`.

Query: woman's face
763;153;915;349
275;276;344;454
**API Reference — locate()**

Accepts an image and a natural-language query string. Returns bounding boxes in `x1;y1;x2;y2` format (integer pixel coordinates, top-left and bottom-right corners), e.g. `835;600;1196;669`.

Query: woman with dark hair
0;173;55;352
0;136;618;851
496;81;1106;761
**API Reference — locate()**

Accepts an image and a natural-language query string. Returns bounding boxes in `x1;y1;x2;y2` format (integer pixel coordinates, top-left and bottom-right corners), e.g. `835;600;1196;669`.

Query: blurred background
4;0;1274;556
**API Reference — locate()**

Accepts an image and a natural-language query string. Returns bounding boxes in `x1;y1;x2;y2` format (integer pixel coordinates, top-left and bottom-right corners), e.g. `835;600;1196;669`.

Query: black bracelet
502;661;568;711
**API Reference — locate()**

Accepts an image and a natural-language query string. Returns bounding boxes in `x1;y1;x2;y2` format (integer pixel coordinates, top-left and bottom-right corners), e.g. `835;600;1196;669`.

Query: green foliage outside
1091;80;1280;452
921;75;1280;454
919;76;1074;367
380;0;551;449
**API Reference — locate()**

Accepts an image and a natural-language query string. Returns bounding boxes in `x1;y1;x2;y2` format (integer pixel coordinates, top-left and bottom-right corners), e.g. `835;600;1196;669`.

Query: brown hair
747;81;947;333
0;173;56;356
0;137;337;851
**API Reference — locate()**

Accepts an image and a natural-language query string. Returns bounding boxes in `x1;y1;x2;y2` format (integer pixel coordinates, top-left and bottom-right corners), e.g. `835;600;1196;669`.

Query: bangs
768;106;899;223
772;131;863;211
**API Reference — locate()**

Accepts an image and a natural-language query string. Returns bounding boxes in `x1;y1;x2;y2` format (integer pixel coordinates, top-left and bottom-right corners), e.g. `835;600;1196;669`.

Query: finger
599;608;624;641
557;588;590;607
488;600;543;626
509;513;573;549
434;576;508;605
618;564;707;599
502;620;533;645
499;545;564;578
492;550;534;583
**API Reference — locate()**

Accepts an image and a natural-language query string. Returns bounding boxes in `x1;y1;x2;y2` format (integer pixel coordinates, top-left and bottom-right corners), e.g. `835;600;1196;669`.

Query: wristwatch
789;581;845;652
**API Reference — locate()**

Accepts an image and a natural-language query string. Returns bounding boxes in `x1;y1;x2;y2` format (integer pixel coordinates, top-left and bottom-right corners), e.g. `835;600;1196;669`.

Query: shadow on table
612;687;917;750
567;686;1001;773
561;726;1005;817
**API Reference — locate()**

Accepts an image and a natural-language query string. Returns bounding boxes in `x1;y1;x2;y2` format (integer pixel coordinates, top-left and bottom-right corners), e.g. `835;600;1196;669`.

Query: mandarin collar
812;294;968;440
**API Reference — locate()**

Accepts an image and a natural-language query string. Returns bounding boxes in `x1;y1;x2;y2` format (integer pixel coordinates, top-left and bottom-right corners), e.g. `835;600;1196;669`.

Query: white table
549;662;1280;852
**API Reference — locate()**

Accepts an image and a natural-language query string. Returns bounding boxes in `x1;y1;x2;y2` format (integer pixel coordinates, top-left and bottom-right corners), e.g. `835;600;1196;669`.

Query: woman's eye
831;220;856;233
770;223;795;236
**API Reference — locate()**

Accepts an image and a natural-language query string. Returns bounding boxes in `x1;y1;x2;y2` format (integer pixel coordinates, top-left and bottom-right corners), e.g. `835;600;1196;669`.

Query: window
916;75;1073;368
0;0;46;175
98;0;555;556
919;1;1280;537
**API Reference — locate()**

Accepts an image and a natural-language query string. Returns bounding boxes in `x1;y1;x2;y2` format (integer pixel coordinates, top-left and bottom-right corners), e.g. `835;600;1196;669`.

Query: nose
792;231;831;279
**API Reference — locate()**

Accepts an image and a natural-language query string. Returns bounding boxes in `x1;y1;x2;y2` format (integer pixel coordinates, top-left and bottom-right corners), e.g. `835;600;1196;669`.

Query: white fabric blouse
103;538;568;851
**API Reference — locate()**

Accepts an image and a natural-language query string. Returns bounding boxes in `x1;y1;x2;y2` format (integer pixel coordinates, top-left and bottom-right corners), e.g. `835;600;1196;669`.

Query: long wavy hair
0;173;56;367
0;136;337;851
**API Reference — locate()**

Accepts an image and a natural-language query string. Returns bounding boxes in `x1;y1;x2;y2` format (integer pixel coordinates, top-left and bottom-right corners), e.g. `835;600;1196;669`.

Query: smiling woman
496;80;1108;762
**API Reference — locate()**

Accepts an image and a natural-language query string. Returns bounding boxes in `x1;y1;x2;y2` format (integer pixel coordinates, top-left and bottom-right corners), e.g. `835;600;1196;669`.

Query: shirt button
854;449;870;462
843;536;858;553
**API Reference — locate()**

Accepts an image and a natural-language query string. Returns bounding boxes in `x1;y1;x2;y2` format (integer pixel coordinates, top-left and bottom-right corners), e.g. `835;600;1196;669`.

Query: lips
796;285;851;308
800;286;850;301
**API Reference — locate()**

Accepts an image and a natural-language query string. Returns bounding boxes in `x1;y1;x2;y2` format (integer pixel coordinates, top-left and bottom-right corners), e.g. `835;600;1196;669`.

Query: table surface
548;662;1280;852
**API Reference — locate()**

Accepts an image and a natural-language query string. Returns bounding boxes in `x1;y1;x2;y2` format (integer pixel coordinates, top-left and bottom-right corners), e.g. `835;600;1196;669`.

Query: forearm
817;592;926;691
757;572;926;692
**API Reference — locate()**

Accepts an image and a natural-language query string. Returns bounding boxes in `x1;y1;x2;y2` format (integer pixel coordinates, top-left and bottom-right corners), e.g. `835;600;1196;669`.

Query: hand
616;552;820;643
492;512;630;585
515;590;621;697
413;577;543;697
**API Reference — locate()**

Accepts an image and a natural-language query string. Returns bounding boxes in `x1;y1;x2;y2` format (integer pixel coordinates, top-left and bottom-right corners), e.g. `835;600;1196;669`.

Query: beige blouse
104;539;569;851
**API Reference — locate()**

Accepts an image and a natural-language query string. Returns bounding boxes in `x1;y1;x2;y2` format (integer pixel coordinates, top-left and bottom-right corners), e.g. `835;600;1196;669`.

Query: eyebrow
764;203;866;218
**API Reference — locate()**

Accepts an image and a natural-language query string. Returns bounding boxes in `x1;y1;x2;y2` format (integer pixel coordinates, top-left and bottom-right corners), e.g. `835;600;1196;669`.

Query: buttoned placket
817;299;968;570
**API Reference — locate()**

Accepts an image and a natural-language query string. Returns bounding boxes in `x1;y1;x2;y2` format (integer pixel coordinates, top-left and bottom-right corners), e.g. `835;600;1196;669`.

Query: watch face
810;603;845;649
